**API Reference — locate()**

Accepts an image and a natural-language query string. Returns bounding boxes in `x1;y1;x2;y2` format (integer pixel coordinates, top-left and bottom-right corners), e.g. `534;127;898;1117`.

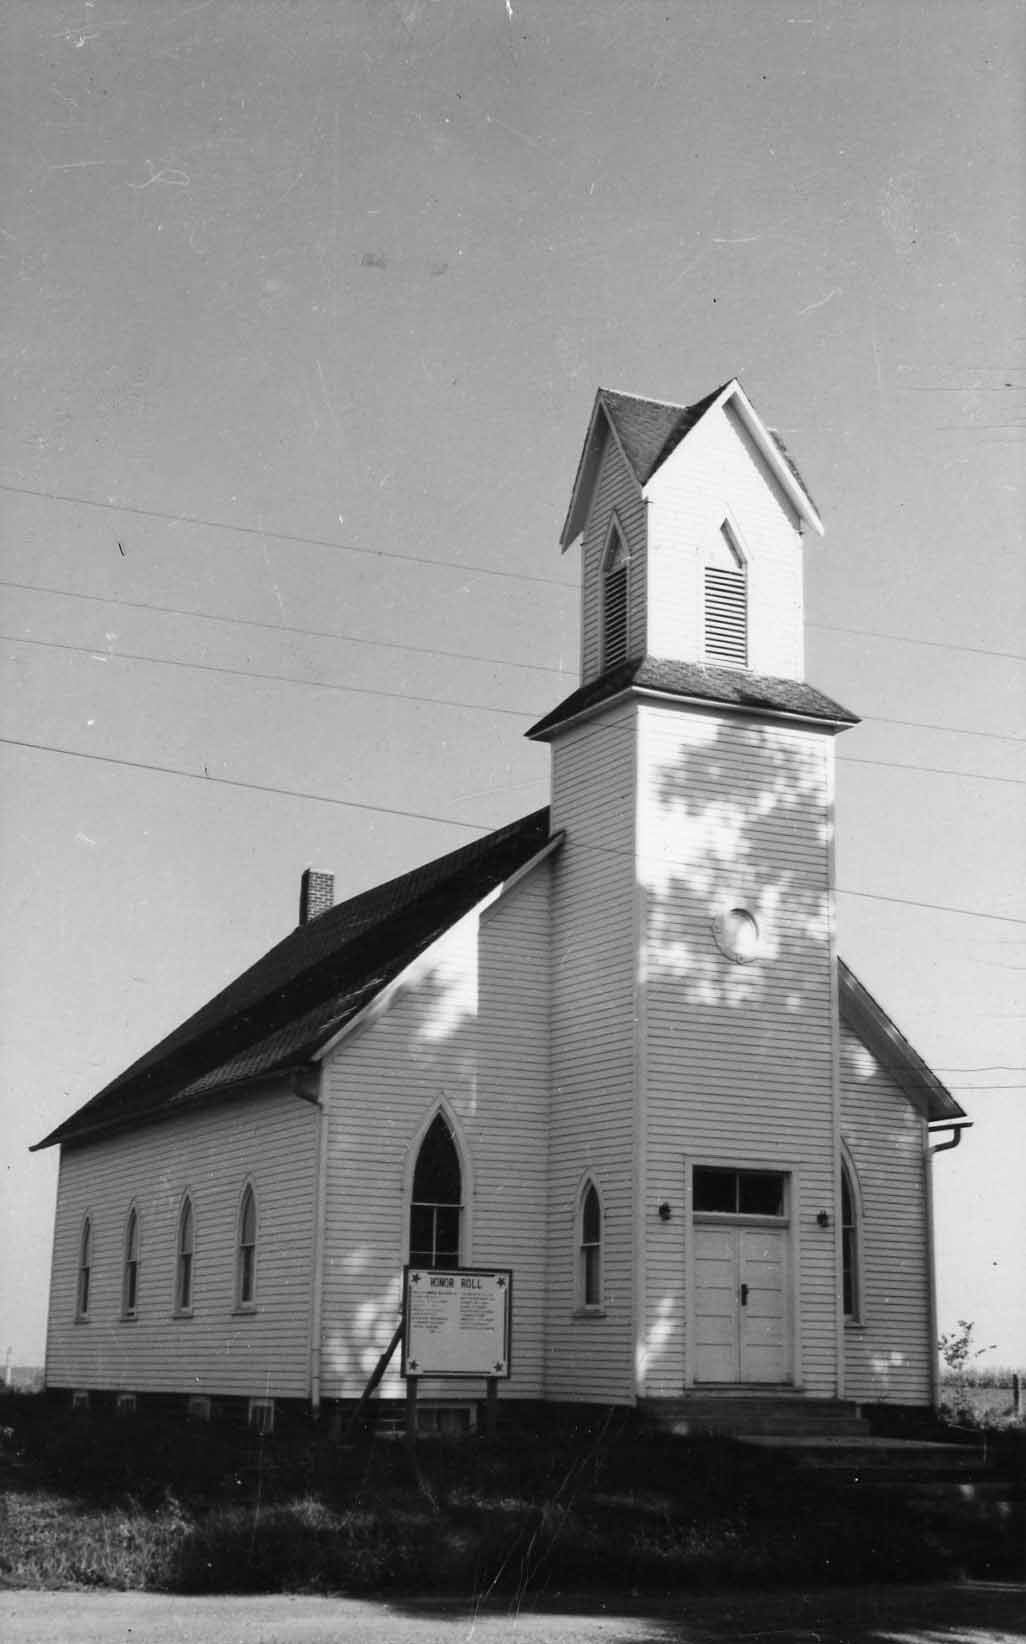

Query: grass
1;1395;1023;1597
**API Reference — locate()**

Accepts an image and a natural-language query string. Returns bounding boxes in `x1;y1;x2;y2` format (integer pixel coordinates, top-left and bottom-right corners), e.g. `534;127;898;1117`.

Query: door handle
740;1283;749;1307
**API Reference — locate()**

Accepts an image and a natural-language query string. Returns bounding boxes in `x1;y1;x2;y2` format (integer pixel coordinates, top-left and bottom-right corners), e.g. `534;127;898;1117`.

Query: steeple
558;380;824;690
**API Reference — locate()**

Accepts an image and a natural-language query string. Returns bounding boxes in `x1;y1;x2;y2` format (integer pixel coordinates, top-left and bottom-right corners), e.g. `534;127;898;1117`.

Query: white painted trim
314;839;560;1063
825;737;845;1396
716;380;825;537
631;705;647;1398
533;685;854;745
923;1116;939;1409
683;1155;801;1389
308;1072;329;1412
402;1100;475;1268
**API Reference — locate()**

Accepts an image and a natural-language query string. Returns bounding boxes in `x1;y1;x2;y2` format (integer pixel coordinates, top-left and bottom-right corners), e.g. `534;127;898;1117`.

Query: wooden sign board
402;1267;512;1379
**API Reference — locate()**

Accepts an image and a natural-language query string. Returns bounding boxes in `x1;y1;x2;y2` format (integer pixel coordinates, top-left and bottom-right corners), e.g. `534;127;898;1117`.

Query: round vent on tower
712;907;761;965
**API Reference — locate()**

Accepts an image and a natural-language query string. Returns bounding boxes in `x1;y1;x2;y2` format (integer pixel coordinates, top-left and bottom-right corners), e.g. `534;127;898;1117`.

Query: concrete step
741;1435;989;1473
640;1396;870;1439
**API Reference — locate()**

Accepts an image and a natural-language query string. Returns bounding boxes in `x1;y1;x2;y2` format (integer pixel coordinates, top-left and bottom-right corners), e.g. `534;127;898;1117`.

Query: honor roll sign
402;1268;513;1378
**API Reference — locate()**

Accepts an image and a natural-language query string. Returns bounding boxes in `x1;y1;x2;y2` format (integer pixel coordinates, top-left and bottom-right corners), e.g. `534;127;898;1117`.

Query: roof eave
528;681;855;744
560;392;642;550
716;380;825;537
838;959;965;1124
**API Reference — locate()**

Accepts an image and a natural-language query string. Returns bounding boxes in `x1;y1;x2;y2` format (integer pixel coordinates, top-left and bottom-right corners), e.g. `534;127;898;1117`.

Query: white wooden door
693;1225;790;1384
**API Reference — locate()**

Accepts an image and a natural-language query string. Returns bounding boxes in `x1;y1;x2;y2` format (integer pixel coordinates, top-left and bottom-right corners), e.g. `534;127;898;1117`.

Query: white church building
36;380;968;1430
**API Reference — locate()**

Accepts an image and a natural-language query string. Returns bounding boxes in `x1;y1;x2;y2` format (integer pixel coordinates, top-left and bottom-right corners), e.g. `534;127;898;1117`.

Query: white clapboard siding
45;1086;319;1398
840;1026;932;1404
637;702;839;1397
318;863;551;1403
546;702;638;1403
580;422;647;683
644;399;805;680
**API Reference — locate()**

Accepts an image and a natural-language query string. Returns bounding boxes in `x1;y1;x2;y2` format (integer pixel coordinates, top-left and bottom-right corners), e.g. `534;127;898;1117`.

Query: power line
0;479;575;591
0;578;571;679
4;731;1025;927
0;735;494;831
1;632;541;721
809;621;1025;664
937;1066;1026;1074
5;582;1025;741
2;478;1022;662
838;754;1026;789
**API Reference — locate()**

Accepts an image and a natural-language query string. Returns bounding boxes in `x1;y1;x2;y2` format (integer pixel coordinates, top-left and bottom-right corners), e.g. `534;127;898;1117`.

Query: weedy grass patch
1;1398;1022;1597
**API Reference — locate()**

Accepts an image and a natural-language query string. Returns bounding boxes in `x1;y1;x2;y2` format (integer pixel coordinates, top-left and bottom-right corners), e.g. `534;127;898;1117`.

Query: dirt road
1;1582;1024;1642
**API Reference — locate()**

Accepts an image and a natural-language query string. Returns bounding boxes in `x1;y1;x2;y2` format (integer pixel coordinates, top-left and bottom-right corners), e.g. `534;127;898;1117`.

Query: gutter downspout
925;1120;973;1410
309;1078;331;1418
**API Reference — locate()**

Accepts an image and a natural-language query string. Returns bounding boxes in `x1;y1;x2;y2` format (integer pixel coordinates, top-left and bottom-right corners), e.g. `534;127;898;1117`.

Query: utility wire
2;479;1023;663
809;621;1025;665
0;633;541;720
0;579;571;678
3;732;1026;928
0;479;575;591
6;631;1026;783
4;581;1025;741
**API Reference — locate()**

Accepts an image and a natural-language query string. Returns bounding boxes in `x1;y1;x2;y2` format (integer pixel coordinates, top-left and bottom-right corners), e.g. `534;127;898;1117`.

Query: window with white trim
237;1184;257;1309
602;527;630;669
704;521;748;667
175;1197;194;1314
578;1180;603;1309
122;1207;140;1320
76;1217;92;1320
409;1114;462;1270
841;1163;861;1322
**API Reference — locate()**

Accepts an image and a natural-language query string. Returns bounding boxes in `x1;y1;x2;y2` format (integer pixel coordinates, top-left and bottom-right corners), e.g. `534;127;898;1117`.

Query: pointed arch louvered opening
602;526;630;670
704;521;748;666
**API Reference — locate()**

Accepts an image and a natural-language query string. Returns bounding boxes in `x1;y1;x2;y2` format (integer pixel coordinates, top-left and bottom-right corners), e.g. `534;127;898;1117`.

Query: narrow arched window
176;1197;194;1314
123;1209;140;1320
841;1165;860;1322
77;1217;92;1319
409;1114;462;1269
579;1181;602;1309
704;521;748;666
237;1185;257;1309
602;527;630;669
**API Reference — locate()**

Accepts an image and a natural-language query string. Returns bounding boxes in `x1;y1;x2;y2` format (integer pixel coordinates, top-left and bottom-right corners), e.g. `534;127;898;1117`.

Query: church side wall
317;865;551;1404
840;1024;933;1405
546;704;638;1403
44;1087;318;1399
579;425;647;682
644;402;805;682
637;703;839;1397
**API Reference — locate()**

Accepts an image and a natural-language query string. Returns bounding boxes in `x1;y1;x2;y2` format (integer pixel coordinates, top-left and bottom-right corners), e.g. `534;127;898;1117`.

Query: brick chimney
299;868;334;925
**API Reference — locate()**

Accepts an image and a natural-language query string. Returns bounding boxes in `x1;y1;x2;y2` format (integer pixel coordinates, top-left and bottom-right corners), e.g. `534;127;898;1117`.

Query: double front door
693;1222;791;1384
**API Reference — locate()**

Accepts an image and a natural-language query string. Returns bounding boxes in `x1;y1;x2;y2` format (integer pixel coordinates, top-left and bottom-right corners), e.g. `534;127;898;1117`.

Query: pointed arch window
704;521;748;667
602;526;630;669
409;1114;462;1270
578;1180;603;1310
77;1217;92;1320
122;1208;140;1320
175;1197;194;1315
841;1162;861;1323
237;1185;257;1310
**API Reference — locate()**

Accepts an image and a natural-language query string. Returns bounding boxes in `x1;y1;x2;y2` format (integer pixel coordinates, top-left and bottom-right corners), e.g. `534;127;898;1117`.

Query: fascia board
838;961;964;1123
560;395;643;550
722;380;825;537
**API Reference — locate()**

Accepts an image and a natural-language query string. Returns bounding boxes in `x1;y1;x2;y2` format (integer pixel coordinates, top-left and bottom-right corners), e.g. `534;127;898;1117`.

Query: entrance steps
639;1392;870;1439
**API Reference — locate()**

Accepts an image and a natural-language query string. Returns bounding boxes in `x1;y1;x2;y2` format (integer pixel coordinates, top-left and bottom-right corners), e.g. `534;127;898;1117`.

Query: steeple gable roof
560;379;824;548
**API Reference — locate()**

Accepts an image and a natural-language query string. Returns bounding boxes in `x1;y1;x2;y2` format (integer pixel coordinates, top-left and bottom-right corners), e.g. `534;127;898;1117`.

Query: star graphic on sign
408;1360;419;1371
410;1272;421;1284
495;1361;504;1373
496;1277;506;1288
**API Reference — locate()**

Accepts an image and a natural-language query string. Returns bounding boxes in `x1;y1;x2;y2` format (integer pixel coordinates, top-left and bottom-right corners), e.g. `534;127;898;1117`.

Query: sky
1;0;1023;1371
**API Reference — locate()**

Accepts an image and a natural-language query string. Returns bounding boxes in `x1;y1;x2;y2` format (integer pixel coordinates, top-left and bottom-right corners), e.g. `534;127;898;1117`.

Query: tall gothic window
77;1217;92;1319
176;1197;194;1314
841;1163;861;1322
409;1114;462;1269
579;1180;602;1309
122;1208;140;1319
237;1185;257;1309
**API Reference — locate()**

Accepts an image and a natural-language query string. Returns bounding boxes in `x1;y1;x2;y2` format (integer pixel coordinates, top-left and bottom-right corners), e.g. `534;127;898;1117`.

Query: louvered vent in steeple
704;522;748;667
603;526;629;669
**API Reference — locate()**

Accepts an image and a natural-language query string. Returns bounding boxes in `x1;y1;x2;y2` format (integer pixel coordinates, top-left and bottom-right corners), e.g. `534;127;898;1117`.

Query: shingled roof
34;808;555;1151
838;960;965;1124
526;656;858;741
560;380;823;548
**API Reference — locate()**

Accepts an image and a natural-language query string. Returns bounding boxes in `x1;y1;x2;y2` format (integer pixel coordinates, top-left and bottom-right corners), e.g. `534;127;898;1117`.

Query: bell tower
531;380;859;1404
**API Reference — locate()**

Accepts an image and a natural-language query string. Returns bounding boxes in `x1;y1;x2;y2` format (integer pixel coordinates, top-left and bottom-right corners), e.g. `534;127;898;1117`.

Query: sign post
402;1267;512;1436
